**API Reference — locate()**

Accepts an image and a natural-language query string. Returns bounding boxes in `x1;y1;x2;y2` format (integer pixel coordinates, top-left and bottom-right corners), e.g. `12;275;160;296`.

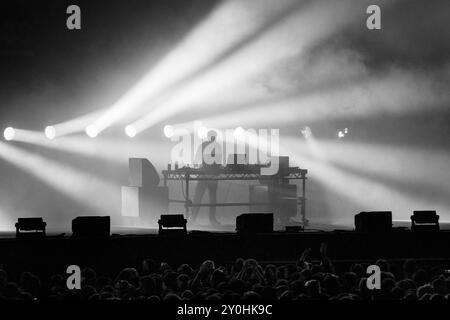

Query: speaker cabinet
411;210;440;232
72;216;110;237
355;211;392;233
158;214;187;235
236;213;273;233
15;217;47;238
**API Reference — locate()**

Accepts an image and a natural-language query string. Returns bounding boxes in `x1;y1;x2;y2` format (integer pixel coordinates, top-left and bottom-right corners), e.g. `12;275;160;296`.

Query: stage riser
0;231;449;279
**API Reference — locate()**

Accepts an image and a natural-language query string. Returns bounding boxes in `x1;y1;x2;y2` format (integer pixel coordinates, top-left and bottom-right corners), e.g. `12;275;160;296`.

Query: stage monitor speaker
411;210;440;232
236;213;273;233
129;158;160;188
158;214;187;235
15;217;46;238
355;211;392;233
72;216;110;237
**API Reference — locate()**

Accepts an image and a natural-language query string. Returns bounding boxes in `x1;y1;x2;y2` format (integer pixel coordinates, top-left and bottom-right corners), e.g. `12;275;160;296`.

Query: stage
2;219;448;238
1;221;449;280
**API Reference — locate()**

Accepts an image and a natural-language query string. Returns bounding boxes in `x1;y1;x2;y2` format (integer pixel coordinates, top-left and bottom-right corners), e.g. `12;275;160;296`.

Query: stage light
10;128;170;167
234;127;245;140
3;127;15;141
15;217;47;239
125;125;137;138
197;126;208;139
301;126;312;139
45;110;106;138
85;125;99;138
411;211;440;232
163;125;174;138
44;126;56;140
337;127;349;139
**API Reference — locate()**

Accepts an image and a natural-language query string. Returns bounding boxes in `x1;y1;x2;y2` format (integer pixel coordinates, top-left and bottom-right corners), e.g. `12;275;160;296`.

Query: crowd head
1;246;449;300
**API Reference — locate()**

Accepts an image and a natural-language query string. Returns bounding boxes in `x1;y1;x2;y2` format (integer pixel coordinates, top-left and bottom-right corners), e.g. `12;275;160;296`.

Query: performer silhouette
190;130;222;227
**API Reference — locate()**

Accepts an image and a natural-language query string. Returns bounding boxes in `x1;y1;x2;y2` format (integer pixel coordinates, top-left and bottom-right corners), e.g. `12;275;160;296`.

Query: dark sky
336;0;450;69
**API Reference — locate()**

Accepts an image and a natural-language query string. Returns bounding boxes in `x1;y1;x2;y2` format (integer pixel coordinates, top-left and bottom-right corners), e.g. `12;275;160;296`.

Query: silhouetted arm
319;242;334;273
297;247;312;270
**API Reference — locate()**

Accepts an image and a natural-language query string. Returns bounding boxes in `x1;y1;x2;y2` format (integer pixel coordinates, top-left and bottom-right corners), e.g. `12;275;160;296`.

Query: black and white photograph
0;0;449;316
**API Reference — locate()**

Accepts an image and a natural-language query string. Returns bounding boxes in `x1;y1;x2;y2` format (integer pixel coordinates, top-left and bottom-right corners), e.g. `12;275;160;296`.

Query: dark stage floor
0;220;449;239
1;220;450;280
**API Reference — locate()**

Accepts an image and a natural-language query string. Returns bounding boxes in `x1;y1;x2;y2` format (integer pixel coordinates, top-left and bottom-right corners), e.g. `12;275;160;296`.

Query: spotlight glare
197;126;208;139
125;125;137;138
163;125;174;138
86;125;99;138
4;127;15;141
301;126;312;139
44;126;56;140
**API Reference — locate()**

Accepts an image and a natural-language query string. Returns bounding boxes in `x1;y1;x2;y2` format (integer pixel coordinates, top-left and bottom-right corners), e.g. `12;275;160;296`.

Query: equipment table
162;166;308;226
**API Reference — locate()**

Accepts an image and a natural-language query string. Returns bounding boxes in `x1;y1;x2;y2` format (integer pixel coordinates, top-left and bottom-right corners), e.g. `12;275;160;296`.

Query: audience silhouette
0;244;449;300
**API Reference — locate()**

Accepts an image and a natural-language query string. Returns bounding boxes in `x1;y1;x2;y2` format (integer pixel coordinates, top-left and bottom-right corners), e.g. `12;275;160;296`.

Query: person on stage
190;130;222;227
